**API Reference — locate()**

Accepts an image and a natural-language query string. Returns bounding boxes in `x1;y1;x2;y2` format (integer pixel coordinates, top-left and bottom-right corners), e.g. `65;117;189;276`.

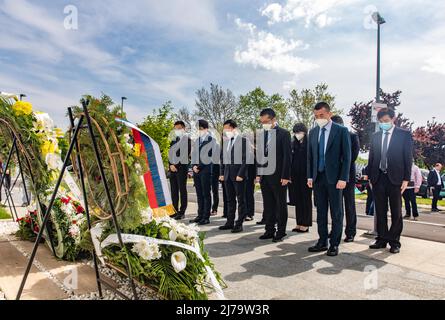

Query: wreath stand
16;99;139;300
0;124;57;255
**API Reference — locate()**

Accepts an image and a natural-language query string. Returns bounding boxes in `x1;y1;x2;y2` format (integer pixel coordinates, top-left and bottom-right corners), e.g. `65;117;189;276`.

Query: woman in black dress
288;123;312;233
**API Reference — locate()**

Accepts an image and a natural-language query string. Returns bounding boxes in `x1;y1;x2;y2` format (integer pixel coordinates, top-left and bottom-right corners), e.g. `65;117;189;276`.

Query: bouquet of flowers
16;210;39;242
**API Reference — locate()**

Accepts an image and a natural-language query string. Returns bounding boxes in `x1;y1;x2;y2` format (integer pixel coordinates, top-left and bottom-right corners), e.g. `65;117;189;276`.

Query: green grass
0;206;11;220
356;193;445;207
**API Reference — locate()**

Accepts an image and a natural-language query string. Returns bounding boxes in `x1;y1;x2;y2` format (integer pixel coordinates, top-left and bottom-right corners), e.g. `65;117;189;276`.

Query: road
186;185;445;243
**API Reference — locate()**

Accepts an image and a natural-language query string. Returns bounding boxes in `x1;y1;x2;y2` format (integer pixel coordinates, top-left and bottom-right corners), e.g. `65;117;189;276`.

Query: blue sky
1;0;445;128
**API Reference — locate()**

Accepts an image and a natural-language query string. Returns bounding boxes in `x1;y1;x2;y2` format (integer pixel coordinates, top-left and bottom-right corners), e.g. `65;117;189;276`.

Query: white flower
34;113;54;132
132;240;161;261
169;229;178;241
45;153;60;170
69;224;80;238
171;252;187;273
140;208;153;225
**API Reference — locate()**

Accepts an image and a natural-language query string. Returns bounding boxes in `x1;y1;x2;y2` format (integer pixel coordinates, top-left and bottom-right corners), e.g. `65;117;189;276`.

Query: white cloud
261;0;352;28
234;19;317;76
422;55;445;75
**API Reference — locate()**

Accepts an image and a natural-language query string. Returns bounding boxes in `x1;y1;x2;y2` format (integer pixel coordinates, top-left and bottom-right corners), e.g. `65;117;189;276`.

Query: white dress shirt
318;120;333;155
381;125;395;150
435;169;442;186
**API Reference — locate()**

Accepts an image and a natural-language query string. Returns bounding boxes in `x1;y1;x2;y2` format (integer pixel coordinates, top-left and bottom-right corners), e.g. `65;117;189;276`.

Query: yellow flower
54;128;64;138
134;143;142;157
41;140;56;157
12;101;33;116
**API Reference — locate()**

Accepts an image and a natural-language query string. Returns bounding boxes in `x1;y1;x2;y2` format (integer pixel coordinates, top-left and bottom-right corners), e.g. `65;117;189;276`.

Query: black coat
368;127;413;185
191;135;218;172
427;170;444;188
289;137;309;205
168;136;191;172
220;136;248;181
349;132;360;183
257;126;292;185
307;122;352;184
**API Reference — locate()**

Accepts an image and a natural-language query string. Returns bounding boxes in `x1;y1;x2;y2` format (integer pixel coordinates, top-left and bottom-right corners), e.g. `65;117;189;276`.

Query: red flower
33;225;40;233
61;197;71;205
72;220;77;225
76;205;84;214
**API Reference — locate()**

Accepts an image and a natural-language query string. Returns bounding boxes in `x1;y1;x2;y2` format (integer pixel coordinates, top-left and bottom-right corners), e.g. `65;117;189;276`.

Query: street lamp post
121;96;127;117
373;12;386;104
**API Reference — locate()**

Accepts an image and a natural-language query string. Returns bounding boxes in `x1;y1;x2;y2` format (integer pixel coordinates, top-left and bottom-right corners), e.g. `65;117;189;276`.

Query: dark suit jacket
308;122;352;185
169;136;191;172
191;135;217;172
258;126;292;185
349;132;360;183
427;170;444;188
220;136;248;181
368;127;413;185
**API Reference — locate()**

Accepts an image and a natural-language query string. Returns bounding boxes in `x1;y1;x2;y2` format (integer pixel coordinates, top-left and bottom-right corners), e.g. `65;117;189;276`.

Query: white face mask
295;133;305;141
224;130;235;139
263;123;273;131
175;130;185;138
315;119;329;128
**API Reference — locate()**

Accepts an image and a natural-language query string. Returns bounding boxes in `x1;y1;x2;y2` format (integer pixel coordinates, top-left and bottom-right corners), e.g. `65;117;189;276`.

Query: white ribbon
90;223;225;300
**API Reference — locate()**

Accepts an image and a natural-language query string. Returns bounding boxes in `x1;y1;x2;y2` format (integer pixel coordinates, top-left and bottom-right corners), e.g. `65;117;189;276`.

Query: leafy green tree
138;102;176;166
237;87;292;131
287;83;339;129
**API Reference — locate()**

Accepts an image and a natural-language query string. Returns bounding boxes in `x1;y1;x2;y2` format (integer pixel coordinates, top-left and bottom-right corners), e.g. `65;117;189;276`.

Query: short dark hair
377;107;396;120
331;115;344;126
174;120;186;128
292;123;308;134
260;108;276;119
198;119;209;129
434;163;442;167
223;119;238;128
314;102;331;112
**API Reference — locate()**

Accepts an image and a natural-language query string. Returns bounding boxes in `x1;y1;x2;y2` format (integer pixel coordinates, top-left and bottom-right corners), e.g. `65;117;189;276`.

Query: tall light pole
373;12;386;103
121;96;127;117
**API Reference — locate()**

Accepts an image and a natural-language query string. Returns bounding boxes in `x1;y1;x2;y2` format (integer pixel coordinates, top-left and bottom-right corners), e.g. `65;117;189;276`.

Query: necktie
380;131;390;172
318;128;327;172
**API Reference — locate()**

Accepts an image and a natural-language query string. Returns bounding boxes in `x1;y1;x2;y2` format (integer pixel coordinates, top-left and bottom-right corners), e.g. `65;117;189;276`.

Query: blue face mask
379;122;393;132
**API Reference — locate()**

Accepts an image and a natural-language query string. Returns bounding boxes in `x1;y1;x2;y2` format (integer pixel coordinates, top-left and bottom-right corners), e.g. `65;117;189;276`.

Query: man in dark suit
368;108;413;254
427;163;443;212
331;115;360;242
168;121;191;220
307;102;352;257
257;108;292;243
190;120;217;225
219;120;248;233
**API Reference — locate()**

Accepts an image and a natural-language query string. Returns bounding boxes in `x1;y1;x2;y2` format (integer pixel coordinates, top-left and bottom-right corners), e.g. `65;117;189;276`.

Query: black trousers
366;185;375;215
225;179;247;226
211;164;220;212
170;167;188;216
245;166;256;218
313;172;344;247
194;168;212;220
373;173;403;248
261;181;288;236
403;188;418;217
432;186;441;210
343;181;357;238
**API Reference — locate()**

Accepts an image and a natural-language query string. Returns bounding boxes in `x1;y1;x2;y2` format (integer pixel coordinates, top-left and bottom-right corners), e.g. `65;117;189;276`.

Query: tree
348;89;413;151
175;107;196;130
138;102;175;166
237;87;292;131
413;121;445;168
287;83;340;129
195;83;238;133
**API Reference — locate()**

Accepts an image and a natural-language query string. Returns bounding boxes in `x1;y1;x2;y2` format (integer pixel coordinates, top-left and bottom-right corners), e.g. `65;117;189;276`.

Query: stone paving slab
0;238;68;300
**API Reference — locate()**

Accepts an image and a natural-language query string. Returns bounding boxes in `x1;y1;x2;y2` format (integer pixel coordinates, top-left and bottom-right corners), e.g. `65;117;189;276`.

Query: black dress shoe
231;225;243;233
369;242;387;249
344;236;355;243
219;224;234;231
256;220;266;225
198;219;210;225
174;214;185;221
327;246;339;256
259;233;275;240
189;217;201;223
273;233;287;243
389;246;400;254
308;245;328;253
296;228;309;233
